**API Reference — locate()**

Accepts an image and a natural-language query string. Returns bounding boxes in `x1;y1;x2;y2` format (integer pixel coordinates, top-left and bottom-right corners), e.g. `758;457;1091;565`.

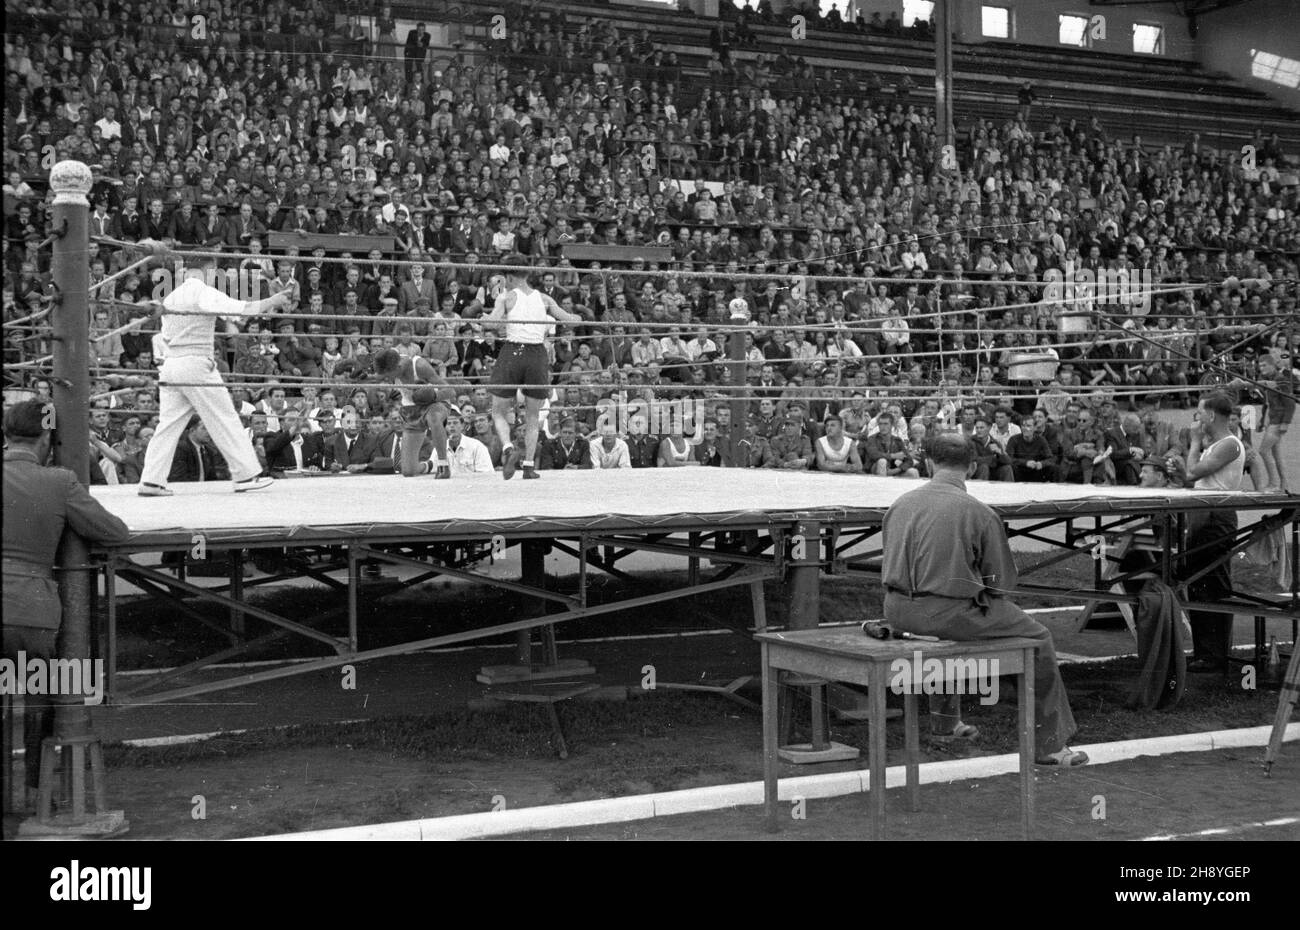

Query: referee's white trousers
140;356;261;487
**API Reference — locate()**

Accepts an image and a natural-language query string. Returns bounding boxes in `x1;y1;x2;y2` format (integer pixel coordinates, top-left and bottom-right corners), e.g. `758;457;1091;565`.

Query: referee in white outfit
138;246;292;496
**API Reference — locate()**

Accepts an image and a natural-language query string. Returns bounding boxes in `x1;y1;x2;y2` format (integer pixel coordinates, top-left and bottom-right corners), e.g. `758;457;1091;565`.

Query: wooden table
755;629;1040;840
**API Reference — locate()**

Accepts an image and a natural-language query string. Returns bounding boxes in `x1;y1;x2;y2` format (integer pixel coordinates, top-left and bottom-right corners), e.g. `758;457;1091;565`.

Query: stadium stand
4;0;1297;490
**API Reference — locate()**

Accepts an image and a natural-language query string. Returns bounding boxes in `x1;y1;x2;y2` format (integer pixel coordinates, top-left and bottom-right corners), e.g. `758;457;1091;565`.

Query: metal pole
728;301;750;466
50;160;92;740
788;520;821;631
517;540;545;666
934;0;955;153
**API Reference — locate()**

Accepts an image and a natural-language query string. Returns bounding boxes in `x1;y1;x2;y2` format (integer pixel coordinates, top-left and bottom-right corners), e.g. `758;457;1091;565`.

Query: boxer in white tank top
484;257;583;479
814;417;864;473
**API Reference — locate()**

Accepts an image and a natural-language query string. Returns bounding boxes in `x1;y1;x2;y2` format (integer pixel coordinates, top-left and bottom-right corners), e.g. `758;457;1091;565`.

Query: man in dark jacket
263;411;324;471
538;418;592;469
168;418;233;482
1007;419;1059;482
3;400;131;803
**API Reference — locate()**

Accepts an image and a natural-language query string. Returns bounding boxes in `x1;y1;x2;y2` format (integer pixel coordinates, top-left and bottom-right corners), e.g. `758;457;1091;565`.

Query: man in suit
139;198;168;240
263;411;324;471
169;418;233;482
225;203;267;248
324;409;377;472
398;263;438;317
3;400;131;805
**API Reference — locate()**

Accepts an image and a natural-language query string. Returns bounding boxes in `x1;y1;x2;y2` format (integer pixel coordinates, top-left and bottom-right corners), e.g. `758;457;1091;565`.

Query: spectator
443;414;494;475
768;417;813;470
540;418;593;470
591;422;633;469
1007;418;1060;482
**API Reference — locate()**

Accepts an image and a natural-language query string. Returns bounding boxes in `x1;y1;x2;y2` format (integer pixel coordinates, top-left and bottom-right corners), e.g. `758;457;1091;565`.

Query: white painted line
246;723;1300;841
120;719;368;748
1142;816;1300;841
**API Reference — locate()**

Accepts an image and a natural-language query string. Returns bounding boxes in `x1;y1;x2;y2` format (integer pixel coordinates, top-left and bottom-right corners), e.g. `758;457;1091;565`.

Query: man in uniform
3;400;132;806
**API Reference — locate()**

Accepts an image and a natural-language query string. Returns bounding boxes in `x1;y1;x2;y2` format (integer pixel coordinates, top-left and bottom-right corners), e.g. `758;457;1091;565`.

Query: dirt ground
501;748;1300;842
7;654;1293;840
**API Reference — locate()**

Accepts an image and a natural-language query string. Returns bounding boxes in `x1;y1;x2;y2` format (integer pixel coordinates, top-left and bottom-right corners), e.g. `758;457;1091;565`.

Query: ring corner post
21;160;129;838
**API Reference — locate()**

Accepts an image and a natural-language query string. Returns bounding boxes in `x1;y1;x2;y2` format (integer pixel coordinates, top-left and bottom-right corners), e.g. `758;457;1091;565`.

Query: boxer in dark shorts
485;256;584;479
490;342;552;402
374;348;456;478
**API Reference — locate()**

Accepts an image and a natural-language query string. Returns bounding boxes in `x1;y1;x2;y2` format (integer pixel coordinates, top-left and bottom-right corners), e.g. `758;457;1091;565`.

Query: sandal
1035;747;1089;767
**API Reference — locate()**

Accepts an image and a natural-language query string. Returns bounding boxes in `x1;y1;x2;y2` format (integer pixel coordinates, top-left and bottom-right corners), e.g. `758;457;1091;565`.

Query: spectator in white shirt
632;327;663;367
591;422;632;469
94;105;122;141
489;135;512;164
441;414;494;474
991;407;1022;447
687;327;718;362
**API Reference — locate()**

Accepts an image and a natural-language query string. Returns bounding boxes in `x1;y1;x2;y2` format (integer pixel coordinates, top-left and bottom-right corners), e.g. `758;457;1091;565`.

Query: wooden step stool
485;680;600;759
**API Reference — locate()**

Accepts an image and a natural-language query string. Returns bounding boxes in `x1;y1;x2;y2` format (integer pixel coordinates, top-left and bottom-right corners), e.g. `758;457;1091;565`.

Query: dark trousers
1180;510;1238;663
974;462;1014;481
3;624;58;791
1013;462;1059;482
885;593;1078;756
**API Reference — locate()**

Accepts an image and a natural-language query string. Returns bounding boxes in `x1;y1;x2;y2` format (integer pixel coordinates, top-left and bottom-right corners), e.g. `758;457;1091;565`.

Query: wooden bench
561;244;672;264
756;629;1039;840
266;232;396;255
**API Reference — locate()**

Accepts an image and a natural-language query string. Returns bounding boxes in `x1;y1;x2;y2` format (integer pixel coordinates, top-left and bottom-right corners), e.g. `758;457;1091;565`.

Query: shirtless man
372;348;458;478
485;256;583;479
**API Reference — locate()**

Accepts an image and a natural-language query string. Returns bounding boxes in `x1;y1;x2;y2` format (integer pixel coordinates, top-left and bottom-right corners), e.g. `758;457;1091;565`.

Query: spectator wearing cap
768;417;813;470
275;321;322;379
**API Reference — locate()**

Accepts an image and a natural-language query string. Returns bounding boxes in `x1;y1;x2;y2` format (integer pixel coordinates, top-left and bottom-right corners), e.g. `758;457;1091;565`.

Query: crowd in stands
4;0;1298;490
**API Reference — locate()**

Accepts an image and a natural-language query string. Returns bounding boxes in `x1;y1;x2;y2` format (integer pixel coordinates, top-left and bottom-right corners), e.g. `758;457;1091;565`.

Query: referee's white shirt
160;274;253;357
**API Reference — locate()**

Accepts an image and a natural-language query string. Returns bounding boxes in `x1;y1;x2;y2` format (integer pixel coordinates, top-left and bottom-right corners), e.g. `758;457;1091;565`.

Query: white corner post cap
50;160;94;206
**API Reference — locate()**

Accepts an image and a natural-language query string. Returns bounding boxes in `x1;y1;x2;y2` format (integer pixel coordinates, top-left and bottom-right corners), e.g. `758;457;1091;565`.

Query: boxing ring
88;471;1299;706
